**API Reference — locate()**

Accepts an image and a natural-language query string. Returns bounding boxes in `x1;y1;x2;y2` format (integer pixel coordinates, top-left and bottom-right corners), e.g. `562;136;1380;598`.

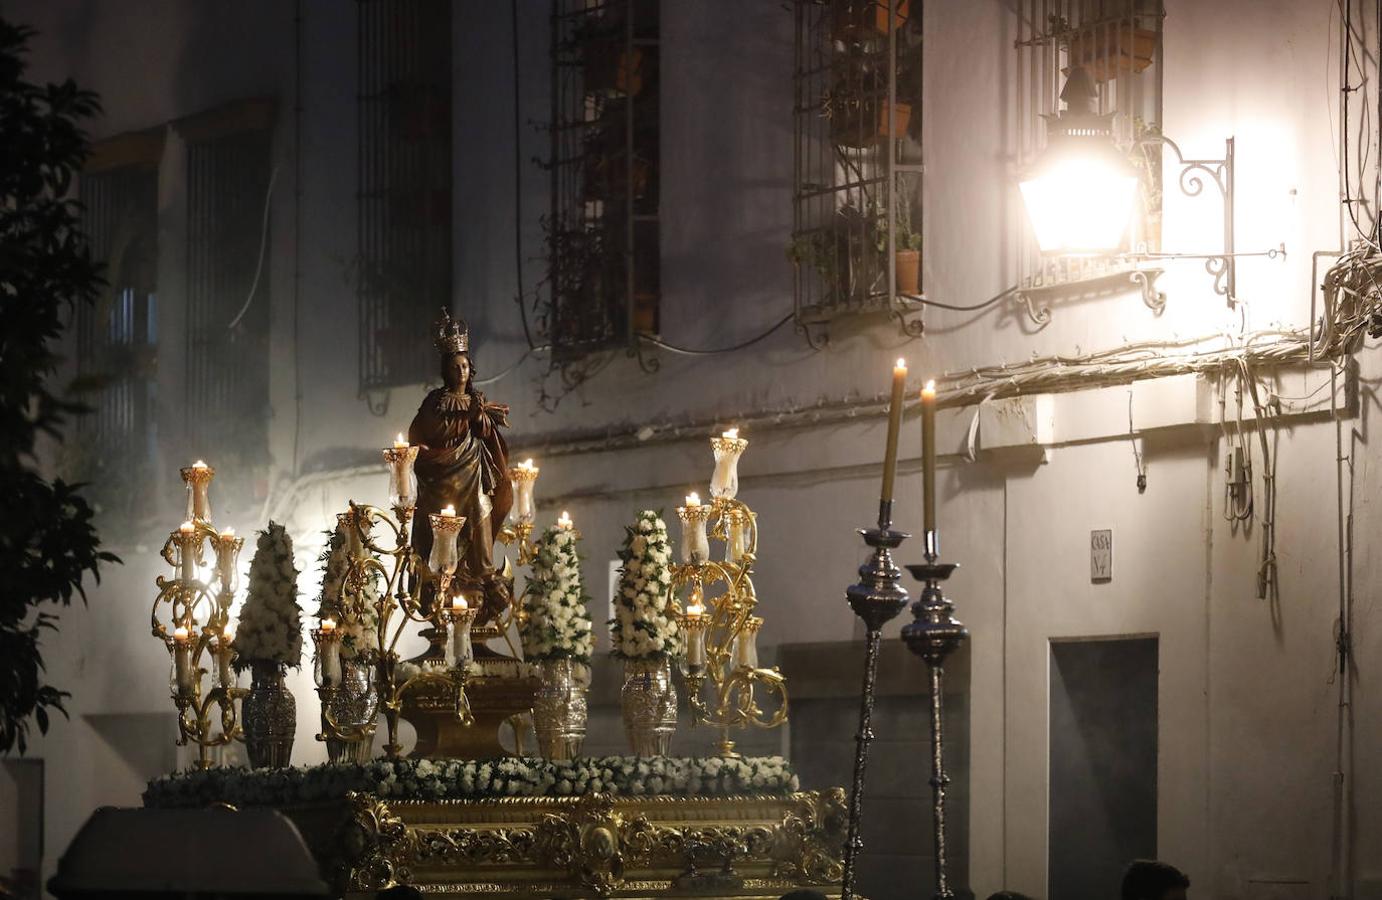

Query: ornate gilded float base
327;789;846;898
402;656;539;759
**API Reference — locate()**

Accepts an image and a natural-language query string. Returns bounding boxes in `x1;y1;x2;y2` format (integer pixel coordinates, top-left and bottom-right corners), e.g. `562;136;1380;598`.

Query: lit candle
452;607;473;667
319;618;341;687
684;600;707;668
429;508;463;575
440;504;457;518
710;430;748;501
178;521;196;582
393;433;409;449
184;461;213;520
453;594;468;611
678;495;711;564
383;440;419;509
557;510;574;530
510;459;540;525
881;358;907;505
172;626;193;696
217;626;235;689
921;380;937;540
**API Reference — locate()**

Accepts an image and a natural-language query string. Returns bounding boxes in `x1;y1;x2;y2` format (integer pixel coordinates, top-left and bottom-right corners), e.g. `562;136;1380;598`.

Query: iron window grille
792;0;924;340
544;0;661;361
357;0;453;399
75;152;161;516
183;106;276;466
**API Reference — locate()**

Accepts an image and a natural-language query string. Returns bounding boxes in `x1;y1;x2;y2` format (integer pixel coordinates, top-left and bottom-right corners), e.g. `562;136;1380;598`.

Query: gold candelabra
150;462;246;770
672;431;789;757
313;443;474;759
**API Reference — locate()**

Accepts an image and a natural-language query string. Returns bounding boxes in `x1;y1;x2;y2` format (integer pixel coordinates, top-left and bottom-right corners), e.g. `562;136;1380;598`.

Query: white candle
557;510;574;530
172;626;193;695
511;459;539;524
679;495;710;564
319;618;341;687
734;625;759;669
216;628;234;689
710;430;747;501
452;612;473;667
178;522;196;582
685;603;707;667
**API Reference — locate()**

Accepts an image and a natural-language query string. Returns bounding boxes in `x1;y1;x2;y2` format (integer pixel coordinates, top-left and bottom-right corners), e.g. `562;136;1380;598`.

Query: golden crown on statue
434;308;469;355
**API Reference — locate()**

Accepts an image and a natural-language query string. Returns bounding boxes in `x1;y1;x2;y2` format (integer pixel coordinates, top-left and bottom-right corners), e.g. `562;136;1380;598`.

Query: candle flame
223;624;236;641
557;510;574;529
686;601;705;618
173;625;190;641
219;526;235;538
321;617;336;632
685;492;701;507
453;594;468;610
722;427;739;440
179;520;195;533
923;379;936;396
440;504;457;517
896;358;906;370
393;433;409;448
521;458;535;470
192;459;208;469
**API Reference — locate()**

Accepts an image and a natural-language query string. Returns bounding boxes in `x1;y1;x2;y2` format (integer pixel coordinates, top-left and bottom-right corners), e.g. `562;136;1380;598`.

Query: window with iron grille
184;110;275;465
792;0;923;337
546;0;661;359
357;0;453;396
75;145;161;517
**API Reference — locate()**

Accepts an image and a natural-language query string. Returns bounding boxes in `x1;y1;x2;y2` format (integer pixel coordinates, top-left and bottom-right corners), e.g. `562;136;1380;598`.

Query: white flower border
609;511;679;661
520;526;594;664
144;755;798;807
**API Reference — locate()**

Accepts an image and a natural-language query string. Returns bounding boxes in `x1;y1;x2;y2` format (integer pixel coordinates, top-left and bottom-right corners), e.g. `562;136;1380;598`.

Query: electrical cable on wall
227;165;279;331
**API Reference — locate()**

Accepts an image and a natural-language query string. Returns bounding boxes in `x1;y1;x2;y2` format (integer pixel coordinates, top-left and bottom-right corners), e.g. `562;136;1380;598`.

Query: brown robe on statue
408;385;513;625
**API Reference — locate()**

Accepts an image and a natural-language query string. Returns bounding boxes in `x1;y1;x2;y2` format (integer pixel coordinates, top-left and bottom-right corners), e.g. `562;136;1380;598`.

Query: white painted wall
5;1;1378;898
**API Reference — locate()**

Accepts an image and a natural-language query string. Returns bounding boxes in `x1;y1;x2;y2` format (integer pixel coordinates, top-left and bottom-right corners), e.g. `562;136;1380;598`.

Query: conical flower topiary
520;525;594;664
234;521;303;670
609;510;679;661
316;525;378;660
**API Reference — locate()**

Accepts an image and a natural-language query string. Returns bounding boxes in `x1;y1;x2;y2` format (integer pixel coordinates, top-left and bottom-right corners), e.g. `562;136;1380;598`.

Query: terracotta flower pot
895;249;920;296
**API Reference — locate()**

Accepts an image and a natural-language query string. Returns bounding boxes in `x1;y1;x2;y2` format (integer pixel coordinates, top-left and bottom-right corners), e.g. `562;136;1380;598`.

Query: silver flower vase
243;661;296;768
533;658;588;760
621;657;677;756
324;659;378;764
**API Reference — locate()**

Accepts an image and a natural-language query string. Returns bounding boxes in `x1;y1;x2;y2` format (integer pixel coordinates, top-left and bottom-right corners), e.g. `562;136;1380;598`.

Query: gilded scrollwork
327;790;845;896
343;792;414;892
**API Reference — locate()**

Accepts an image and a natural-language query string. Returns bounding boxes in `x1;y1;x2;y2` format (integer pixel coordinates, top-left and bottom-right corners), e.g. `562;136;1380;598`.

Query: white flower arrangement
520;526;594;665
233;522;304;670
144;755;799;807
317;526;379;660
609;511;680;661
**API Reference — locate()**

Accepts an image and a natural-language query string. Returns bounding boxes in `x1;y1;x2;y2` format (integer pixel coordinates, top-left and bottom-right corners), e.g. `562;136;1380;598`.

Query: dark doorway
1048;636;1158;900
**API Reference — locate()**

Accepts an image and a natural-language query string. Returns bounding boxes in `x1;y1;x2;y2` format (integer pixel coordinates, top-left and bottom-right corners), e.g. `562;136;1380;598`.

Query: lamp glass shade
1019;144;1139;256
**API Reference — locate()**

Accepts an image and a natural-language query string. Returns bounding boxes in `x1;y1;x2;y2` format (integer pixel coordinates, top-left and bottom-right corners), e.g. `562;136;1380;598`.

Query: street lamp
1019;66;1140;256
